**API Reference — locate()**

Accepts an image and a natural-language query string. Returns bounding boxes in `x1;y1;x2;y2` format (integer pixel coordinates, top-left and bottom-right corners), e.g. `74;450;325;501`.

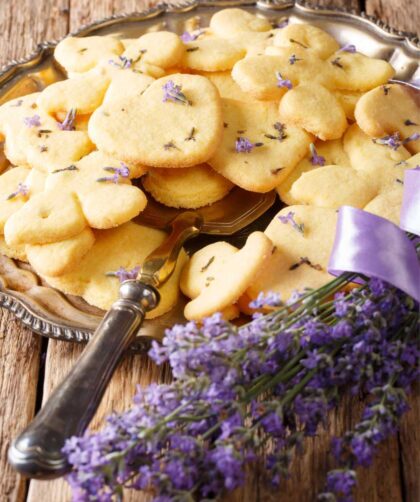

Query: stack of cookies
0;8;418;321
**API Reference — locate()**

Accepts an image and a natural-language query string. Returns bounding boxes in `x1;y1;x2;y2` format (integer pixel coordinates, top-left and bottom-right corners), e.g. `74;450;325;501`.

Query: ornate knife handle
8;280;159;479
8;211;203;479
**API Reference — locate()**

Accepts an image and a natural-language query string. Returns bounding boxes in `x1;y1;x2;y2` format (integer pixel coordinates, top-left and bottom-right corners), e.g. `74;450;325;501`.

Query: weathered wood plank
365;0;420;35
0;2;69;501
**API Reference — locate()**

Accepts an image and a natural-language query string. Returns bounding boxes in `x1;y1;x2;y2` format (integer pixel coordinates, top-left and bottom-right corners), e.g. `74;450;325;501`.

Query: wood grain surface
0;1;418;501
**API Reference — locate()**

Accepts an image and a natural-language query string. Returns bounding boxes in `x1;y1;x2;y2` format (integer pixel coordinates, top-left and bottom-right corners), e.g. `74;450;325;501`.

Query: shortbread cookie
343;124;411;192
272;23;339;59
334;89;363;121
26;228;95;277
143;164;233;208
364;185;404;226
37;67;111;115
89;74;223;167
184;232;272;320
122;31;185;69
276;139;350;205
354;83;420;154
210;8;272;37
247;205;336;302
180;241;238;298
0;167;31;233
329;51;395;91
42;222;188;318
196;71;252;101
232;50;335;101
290;165;376;209
5;151;147;246
5;191;88;246
181;37;246;72
208;98;312;192
278;83;347;140
54;36;124;74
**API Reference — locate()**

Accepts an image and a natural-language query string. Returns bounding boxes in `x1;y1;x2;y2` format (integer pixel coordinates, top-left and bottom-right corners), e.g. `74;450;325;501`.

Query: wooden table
0;1;418;501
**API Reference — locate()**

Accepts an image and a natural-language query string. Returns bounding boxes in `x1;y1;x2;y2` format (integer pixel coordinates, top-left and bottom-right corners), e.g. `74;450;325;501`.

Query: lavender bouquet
63;269;419;502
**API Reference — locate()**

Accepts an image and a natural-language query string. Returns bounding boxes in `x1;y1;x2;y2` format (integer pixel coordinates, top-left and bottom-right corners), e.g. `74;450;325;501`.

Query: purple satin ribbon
328;206;420;302
400;169;420;235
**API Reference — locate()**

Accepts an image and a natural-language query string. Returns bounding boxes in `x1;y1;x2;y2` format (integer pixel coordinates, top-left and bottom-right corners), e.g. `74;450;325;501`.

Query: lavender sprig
278;210;305;235
63;276;419;502
289;54;302;65
235;137;263;153
275;71;293;89
6;182;29;200
180;29;204;42
57;108;76;131
23;114;41;128
162;80;190;105
338;43;356;53
373;132;420;150
310;143;326;166
96;162;130;183
106;266;140;282
108;56;133;69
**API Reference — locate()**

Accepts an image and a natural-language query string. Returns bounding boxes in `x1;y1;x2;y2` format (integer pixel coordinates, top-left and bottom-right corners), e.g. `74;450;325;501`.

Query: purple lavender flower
402;132;420;145
6;182;29;200
162;80;190;105
235;137;262;153
108;55;132;69
23;114;41;127
57;108;76;131
373;132;401;150
249;291;282;309
319;469;357;501
278;210;305;235
96;162;130;183
275;71;293;89
289;54;302;65
310;143;326;166
414;165;420;171
338;43;356;53
106;265;140;282
180;29;203;42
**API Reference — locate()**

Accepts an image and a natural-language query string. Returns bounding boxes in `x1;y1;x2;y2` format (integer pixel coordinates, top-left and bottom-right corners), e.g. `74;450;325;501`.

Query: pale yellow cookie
21;128;95;173
89;74;223;168
37;67;111;116
180;241;238;299
210;8;272;37
247;205;337;302
122;31;185;69
276;139;350;205
232;49;335;101
5;151;147;247
343;124;411;192
195;71;251;101
26;228;95;277
272;23;339;59
354;84;420;154
278;83;348;140
5;191;88;246
0;167;31;233
329;51;395;91
334;89;363;121
290;165;376;209
143;164;233;209
364;185;404;226
180;37;246;72
54;36;124;74
229;30;279;57
184;232;273;320
42;222;188;318
208;98;312;192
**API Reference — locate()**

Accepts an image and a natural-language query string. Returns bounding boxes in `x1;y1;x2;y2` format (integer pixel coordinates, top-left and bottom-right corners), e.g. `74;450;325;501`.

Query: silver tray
0;0;419;350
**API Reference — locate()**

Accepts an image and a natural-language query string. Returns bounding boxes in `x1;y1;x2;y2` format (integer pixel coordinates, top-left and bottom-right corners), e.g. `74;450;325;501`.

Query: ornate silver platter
0;0;419;349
